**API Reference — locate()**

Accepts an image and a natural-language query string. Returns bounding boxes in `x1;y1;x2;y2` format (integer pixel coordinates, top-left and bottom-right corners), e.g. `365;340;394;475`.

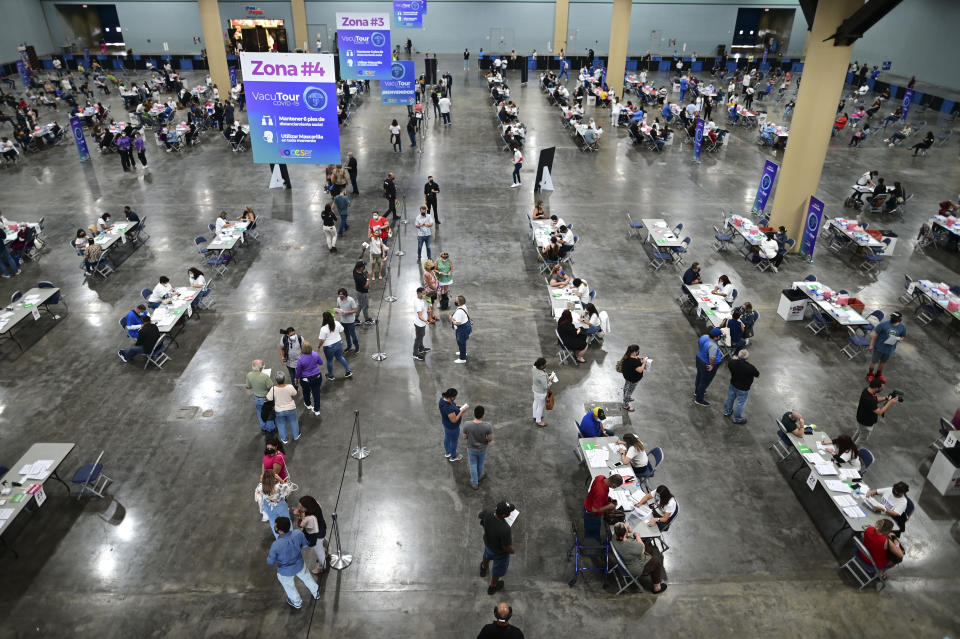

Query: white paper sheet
815;463;838;476
842;505;867;519
838;468;861;480
832;494;858;507
825;480;852;493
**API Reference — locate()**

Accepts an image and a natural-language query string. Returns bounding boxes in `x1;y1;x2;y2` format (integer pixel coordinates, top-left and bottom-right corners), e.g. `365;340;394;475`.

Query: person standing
463;406;494;490
478;501;516;595
854;378;899;444
294;342;323;417
353;261;374;324
616;344;647;412
415;206;434;260
267;516;320;609
346;151;359;194
266;371;299;443
438;93;452;125
867;312;906;382
245;359;276;433
389;118;402;151
321;203;338;252
333;187;350;237
335;288;360;353
451;295;472;364
531;357;550;427
293;495;328;574
115;131;132;171
694;328;723;406
255;469;294;538
478;603;523;639
280;327;303;391
439;388;468;461
317;311;352;380
722;350;759;424
463;48;470;71
413;287;430;361
424;176;440;223
406;113;419;149
133;131;148;168
383;172;398;220
510;149;523;187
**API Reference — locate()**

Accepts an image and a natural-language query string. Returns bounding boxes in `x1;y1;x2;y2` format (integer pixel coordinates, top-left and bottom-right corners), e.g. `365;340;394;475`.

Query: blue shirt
697;334;722;364
578;411;605;437
439;398;460;430
267;530;308;576
124;309;147;338
872;321;906;354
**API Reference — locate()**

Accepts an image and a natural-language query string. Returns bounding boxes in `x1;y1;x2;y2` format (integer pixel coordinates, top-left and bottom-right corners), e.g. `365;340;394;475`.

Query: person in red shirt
584;474;623;515
368;211;390;246
859;519;903;579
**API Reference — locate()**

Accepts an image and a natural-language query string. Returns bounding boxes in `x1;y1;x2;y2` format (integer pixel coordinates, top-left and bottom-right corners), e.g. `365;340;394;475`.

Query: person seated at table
909;131;935;156
580;303;602;336
554;224;574;249
616;433;649;473
751;231;782;271
682;262;702;286
13;124;31;150
96;212;114;232
558;309;588;364
222;121;236;142
859;519;904;580
73;229;88;254
611;522;666;593
215;211;234;234
579;407;613;437
848;123;872;147
821;433;860;468
712;274;734;303
82;237;104;272
123;304;149;338
650;123;667;150
582;126;599;149
866;177;887;207
503;127;521;151
187;267;207;292
661;102;675;123
570;277;590;305
720;309;747;354
540;236;562;261
0;137;18;163
585;474;624;527
240;207;256;223
885;181;904;212
636;485;677;531
760;123;777;146
548;265;569;288
532;201;547;220
780;410;805;436
866;481;909;523
832;113;848;136
147;275;174;309
118;314;162;364
732;302;759;337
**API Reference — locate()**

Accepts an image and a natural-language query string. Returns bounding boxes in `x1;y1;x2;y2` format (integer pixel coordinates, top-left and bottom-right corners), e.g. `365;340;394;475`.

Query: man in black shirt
353;261;373;324
722;349;759;423
781;410;805;437
346;151;359;195
118;315;161;362
383;172;398;220
424;176;440;224
479;501;515;595
682;262;701;286
477;603;524;639
854;378;897;443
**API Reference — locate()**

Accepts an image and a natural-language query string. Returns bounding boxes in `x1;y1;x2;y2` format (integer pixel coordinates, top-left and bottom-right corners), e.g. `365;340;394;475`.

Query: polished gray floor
0;55;959;638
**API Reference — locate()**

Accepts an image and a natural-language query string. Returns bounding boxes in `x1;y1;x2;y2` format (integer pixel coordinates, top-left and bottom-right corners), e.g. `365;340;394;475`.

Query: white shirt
759;237;779;259
438;97;451;114
649;491;677;516
53;59;61;69
513;150;523;165
718;283;734;303
877;487;907;516
97;217;112;231
451;306;469;325
389;124;401;135
576;282;590;303
148;281;173;303
561;230;575;246
318;322;343;346
215;217;228;233
189;274;206;289
626;446;648;469
414;298;427;327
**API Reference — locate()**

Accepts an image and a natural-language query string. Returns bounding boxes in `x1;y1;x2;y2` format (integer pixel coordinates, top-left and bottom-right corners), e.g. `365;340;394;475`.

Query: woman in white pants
294;495;329;573
321;203;338;252
532;357;550;427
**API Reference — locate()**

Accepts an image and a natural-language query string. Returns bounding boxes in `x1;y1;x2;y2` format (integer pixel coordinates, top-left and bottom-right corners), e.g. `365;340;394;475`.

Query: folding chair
634;447;662;494
556;329;577;366
86;252;114;279
626;213;644;239
144;335;171;369
915;299;943;327
245;219;261;242
193;280;214;311
932;417;958;450
840;325;871;359
671;237;691;266
806;310;831;336
712;225;733;252
648;248;674;271
37;281;67;312
132;215;150;243
841;536;887;591
647;506;677;553
769;420;795;461
606;543;644;595
858;241;889;275
71;451;113;500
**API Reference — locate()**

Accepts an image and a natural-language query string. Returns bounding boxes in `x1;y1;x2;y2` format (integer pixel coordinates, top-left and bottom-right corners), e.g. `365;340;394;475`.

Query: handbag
545;389;555;411
260;399;275;422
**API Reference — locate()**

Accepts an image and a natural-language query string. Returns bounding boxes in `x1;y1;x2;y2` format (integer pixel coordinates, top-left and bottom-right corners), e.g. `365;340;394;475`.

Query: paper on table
505;509;520;527
802;452;824;464
825;480;851;493
832;494;858;507
608;489;632;509
863;496;883;511
838;468;861;480
585;449;609;468
842;505;867;519
815;463;838;476
0;507;14;520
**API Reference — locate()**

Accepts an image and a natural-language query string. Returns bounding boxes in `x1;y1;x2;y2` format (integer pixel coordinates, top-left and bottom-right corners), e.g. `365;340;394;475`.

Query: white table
3;221;41;246
94;220;140;252
930;215;960;237
151;287;196;333
914;280;960;324
641;218;683;248
0;287;62;351
0;443;76;550
725;215;766;250
579;436;661;539
827;217;885;250
685;283;732;327
208;221;248;251
792;281;869;326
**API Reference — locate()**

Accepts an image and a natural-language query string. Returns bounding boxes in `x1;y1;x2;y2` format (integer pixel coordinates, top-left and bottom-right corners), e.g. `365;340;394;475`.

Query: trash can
927;444;960;496
879;230;898;254
777;288;807;321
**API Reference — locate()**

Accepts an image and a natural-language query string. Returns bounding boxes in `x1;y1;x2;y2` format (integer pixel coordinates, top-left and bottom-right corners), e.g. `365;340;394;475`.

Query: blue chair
841;326;872;359
806;310;830;335
804;274;817;281
770;420;795;461
208;223;216;233
626;213;644;239
915;300;943;326
866;310;884;326
649;249;674;271
0;465;8;477
635;447;663;493
71;451;112;500
731;288;739;302
37;281;67;311
10;290;22;304
141;288;152;302
838;289;849;295
713;225;733;252
951;286;960;297
671;237;691;265
858;447;874;474
859;239;890;274
672;223;683;236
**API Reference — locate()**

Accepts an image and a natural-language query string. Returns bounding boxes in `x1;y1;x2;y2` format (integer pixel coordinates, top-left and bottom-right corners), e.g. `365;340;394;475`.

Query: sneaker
733;418;748;424
510;183;521;188
413;355;424;360
280;439;289;444
622;405;635;411
304;403;313;410
422;347;431;352
770;265;778;273
444;452;451;458
313;410;320;416
312;588;321;600
326;375;335;381
454;359;467;364
294;433;301;441
261;513;269;522
449;455;463;462
344;371;353;378
866;373;874;382
487;584;499;595
877;375;887;383
287;599;302;610
694;399;711;407
0;274;9;279
117;351;127;362
471;484;479;490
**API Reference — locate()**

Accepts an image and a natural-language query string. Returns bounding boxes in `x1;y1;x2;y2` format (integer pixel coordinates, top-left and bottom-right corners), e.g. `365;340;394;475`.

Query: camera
889;389;904;403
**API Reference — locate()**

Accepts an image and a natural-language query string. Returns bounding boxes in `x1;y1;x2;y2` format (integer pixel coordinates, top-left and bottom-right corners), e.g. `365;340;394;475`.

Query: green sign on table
582;442;596;450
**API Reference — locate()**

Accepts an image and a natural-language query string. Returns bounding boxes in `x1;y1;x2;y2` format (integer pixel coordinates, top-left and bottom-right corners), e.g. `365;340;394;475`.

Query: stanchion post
394;220;405;256
371;321;388;360
350;410;371;469
328;512;353;570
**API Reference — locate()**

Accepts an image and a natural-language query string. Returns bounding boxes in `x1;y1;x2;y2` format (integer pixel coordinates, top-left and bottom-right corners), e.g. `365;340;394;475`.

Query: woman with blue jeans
255;468;295;538
295;342;323;417
266;371;300;443
317;311;352;381
451;296;471;364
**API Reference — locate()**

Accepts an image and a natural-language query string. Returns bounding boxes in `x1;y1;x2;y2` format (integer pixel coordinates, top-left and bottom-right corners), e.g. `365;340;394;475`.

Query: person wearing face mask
262;437;289;481
280;327;303;391
368;210;390;248
255;468;296;537
266;372;300;444
334;288;360;353
266;516;320;609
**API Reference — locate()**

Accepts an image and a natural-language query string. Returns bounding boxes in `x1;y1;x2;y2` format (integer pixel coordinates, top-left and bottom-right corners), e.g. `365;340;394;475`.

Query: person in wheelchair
760;123;777;146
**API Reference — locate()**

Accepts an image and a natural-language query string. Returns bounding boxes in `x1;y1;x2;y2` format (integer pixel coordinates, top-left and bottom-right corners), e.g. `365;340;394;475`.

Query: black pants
414;324;426;357
386;196;397;218
120;149;132;170
137;150;147;166
426;196;438;222
348;169;359;194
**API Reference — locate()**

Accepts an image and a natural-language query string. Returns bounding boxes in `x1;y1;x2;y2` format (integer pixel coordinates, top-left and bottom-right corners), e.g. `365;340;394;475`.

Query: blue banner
752;160;779;214
881;60;891;70
394;0;424;28
69;116;90;162
336;12;391;80
16;60;30;88
229;66;237;87
900;88;913;120
381;61;416;105
240;52;341;165
83;47;91;70
800;196;825;259
693;118;704;161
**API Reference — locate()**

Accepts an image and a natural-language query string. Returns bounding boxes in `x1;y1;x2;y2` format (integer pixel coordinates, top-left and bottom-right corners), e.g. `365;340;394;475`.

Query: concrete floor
0;55;959;638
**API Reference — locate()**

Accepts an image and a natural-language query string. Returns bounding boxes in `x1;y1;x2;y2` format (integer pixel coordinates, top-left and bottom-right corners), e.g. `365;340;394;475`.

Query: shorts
482;546;510;577
870;350;891;363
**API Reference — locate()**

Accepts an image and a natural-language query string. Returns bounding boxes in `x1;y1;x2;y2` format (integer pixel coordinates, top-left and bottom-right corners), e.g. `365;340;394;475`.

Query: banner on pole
800;196;825;259
881;61;891;70
900;88;913;120
229;66;237;87
381;61;416;105
16;60;30;88
693;118;704;161
752;160;779;214
336;12;391;80
84;47;91;70
69;116;90;162
394;0;424;28
240;52;340;165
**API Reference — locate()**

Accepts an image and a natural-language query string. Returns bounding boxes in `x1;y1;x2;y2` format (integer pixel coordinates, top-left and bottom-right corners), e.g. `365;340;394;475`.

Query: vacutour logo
281;149;312;157
370;32;386;47
303;86;328;111
391;63;405;79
